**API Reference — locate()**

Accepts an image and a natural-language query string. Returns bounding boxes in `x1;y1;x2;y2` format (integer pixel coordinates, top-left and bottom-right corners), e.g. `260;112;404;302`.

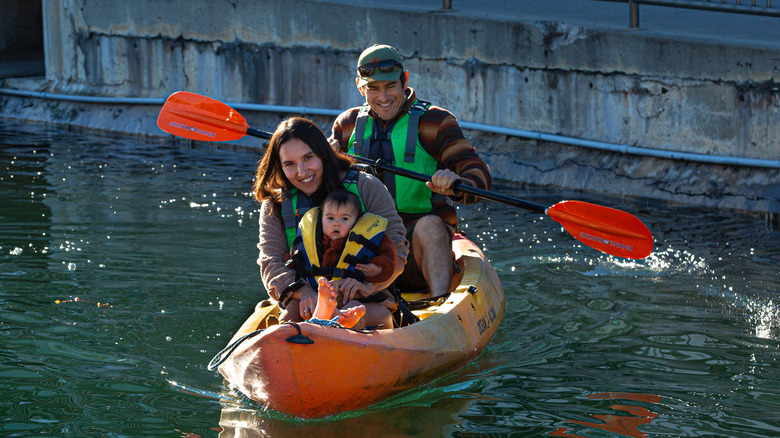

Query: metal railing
620;0;779;27
442;1;778;27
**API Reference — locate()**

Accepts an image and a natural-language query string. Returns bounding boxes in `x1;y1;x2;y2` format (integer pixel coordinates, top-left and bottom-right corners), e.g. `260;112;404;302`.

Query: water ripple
2;120;780;437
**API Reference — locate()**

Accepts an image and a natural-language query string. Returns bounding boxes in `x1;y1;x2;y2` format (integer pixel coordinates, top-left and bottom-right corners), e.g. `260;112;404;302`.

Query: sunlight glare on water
1;119;779;437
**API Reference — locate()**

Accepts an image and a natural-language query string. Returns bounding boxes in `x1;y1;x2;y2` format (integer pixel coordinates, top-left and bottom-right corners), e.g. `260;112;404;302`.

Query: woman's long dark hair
252;117;354;204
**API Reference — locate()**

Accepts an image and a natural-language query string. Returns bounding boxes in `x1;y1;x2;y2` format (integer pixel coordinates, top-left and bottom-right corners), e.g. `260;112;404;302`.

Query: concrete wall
1;0;778;212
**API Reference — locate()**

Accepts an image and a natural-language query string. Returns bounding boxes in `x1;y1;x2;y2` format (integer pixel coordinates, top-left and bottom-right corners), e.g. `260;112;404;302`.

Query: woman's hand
334;278;372;303
297;289;317;320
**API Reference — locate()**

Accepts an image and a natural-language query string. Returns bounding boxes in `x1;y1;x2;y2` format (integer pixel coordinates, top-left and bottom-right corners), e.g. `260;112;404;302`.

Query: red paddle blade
157;91;249;141
546;200;653;259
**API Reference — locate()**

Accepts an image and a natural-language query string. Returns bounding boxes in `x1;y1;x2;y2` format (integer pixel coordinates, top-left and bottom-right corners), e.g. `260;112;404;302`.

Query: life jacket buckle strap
342;254;370;266
348;233;381;255
404;103;425;163
304;267;364;281
352;108;369;156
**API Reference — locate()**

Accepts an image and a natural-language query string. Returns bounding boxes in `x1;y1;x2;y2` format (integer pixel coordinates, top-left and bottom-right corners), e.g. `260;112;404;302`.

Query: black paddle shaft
245;126;546;214
248;127;273;139
355;157;547;214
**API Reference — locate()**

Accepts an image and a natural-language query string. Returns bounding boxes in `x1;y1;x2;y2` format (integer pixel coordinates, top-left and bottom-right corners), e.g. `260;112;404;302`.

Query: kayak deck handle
286;322;314;344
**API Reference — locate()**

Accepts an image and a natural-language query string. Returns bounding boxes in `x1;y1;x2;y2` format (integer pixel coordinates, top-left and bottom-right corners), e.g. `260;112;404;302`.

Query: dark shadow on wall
0;0;45;79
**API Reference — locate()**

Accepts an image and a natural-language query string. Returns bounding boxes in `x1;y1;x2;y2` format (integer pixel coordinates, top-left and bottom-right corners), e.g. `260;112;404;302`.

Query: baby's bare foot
313;277;366;328
335;305;366;328
313;277;339;320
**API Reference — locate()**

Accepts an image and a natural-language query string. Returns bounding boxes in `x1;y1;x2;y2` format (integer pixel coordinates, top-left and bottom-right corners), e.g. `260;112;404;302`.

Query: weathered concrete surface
480;133;780;213
1;0;778;212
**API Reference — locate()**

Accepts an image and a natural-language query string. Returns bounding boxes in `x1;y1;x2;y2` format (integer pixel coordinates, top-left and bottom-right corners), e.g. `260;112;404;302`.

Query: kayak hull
217;234;505;418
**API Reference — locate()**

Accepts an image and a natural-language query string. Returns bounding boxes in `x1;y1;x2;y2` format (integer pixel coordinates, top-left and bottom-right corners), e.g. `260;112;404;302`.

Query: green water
1;119;779;437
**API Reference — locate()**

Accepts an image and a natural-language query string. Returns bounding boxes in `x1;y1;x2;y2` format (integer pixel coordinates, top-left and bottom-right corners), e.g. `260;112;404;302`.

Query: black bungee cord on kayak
207;320;379;370
207;327;266;371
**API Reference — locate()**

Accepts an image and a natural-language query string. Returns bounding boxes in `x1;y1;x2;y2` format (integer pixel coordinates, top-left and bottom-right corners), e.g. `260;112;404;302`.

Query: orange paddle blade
546;200;653;259
157;91;249;141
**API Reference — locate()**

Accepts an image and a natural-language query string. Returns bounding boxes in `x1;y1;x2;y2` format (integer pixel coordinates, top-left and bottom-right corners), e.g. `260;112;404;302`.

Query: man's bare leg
412;215;453;298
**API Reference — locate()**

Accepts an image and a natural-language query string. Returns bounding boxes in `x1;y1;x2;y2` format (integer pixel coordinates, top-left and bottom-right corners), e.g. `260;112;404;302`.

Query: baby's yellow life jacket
290;206;388;289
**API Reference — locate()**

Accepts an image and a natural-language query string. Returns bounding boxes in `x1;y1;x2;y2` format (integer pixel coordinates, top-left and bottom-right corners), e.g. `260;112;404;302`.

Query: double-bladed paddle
157;91;654;259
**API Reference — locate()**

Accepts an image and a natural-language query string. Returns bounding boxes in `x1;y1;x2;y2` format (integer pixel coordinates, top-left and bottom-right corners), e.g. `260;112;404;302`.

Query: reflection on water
1;119;780;437
218;392;478;438
552;393;662;438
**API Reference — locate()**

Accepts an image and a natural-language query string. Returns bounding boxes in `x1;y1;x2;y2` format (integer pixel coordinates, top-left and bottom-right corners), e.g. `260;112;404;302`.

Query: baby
309;189;397;328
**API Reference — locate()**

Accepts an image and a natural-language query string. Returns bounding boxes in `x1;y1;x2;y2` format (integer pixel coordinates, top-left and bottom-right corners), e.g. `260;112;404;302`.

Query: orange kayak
215;234;505;418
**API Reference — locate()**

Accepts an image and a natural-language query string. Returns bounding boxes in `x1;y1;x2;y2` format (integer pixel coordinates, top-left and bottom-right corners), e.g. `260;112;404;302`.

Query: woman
253;117;407;329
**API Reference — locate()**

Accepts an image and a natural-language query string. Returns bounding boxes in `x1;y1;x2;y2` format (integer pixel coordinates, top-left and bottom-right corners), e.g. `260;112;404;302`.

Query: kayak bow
216;234;504;418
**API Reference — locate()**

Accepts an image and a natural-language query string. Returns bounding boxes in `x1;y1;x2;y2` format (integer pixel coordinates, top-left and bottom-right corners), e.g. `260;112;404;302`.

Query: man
330;44;492;299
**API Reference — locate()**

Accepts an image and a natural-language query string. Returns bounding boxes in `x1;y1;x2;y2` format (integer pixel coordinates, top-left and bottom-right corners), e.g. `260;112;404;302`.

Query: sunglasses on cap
357;59;403;77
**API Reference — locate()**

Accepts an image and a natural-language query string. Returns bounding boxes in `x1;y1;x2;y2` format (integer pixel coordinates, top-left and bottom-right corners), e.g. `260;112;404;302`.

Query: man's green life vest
347;101;439;214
